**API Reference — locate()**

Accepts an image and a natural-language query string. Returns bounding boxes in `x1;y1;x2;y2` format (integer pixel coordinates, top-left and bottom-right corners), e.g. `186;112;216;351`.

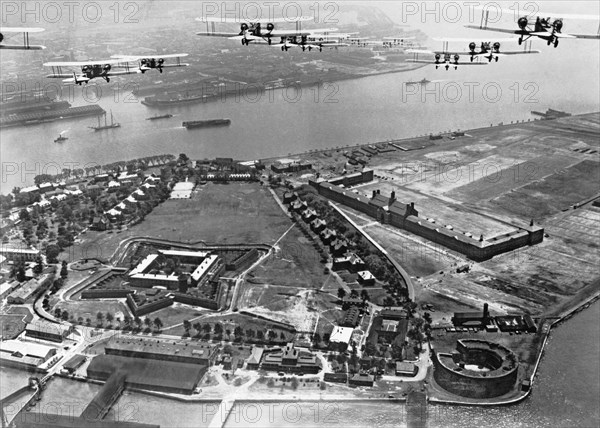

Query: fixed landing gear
554;39;559;47
518;37;523;45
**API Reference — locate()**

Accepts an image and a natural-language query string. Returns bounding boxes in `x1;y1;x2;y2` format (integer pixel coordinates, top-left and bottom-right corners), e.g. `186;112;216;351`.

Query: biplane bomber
406;37;539;70
0;27;45;50
196;16;350;51
466;7;600;47
43;54;188;85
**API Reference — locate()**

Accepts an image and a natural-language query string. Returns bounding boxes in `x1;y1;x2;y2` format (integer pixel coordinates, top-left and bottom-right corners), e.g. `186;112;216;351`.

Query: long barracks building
309;177;543;262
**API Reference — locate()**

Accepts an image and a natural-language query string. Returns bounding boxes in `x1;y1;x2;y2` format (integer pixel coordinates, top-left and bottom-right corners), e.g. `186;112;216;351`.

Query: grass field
75;182;293;263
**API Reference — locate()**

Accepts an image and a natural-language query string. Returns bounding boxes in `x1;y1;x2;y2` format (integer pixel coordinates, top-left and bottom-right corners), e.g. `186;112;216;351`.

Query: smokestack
483;303;489;320
390;191;396;204
480;234;484;242
530;218;534;227
372;190;376;199
377;189;380;195
411;202;415;209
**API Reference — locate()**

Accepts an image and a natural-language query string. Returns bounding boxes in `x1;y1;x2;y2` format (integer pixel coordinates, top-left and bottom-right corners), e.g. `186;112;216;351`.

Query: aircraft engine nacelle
493;42;501;52
141;58;148;65
553;19;563;32
469;42;476;52
240;23;249;32
82;65;91;73
453;54;459;64
103;64;111;72
0;32;3;43
266;23;275;32
518;17;528;29
157;58;164;65
434;53;441;63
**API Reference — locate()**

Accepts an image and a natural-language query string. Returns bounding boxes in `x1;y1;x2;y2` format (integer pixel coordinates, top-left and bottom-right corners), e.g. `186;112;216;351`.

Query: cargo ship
146;114;174;121
89;110;120;131
0;104;105;129
182;119;231;129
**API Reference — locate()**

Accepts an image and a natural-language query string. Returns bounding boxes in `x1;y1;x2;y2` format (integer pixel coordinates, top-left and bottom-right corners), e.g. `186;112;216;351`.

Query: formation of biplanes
1;5;599;85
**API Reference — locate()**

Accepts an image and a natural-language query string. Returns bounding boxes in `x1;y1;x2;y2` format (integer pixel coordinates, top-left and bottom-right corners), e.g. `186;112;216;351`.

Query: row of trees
182;320;289;342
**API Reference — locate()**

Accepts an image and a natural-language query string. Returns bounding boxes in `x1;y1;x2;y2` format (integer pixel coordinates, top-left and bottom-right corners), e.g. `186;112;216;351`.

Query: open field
489;160;600;219
74;182;293;262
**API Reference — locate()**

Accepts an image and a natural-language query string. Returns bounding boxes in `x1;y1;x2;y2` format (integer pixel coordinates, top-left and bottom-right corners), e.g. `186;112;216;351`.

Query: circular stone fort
431;339;519;398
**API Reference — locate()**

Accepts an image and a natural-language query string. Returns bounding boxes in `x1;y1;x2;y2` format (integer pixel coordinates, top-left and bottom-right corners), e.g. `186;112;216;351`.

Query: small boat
146;114;174;121
89;110;120;131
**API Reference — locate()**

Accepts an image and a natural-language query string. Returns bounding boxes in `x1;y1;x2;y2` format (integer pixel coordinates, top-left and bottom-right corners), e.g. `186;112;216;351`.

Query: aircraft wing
44;59;124;67
433;37;519;42
464;25;523;35
460;50;541;56
111;53;189;60
0;27;46;49
0;44;45;50
195;16;312;24
477;7;600;21
529;31;576;38
0;27;45;33
384;36;416;41
406;49;435;54
106;70;141;76
406;59;488;66
196;31;241;37
569;33;600;39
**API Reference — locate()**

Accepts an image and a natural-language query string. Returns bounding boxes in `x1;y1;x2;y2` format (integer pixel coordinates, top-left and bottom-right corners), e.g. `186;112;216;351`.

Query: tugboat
54;131;68;142
89;110;120;131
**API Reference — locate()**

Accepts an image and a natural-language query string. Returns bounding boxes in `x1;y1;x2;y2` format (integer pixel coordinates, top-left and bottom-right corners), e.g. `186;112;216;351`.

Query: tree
350;289;359;299
290;377;299;390
337;287;346;300
86;318;92;326
54;308;62;318
268;330;277;341
16;265;26;282
106;312;114;324
256;330;264;340
246;329;255;338
33;256;44;275
213;323;223;335
60;261;68;279
144;317;151;327
360;290;370;302
234;325;243;338
96;312;104;323
423;312;432;324
61;310;69;321
202;323;211;334
313;333;321;345
153;317;163;332
183;320;191;333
